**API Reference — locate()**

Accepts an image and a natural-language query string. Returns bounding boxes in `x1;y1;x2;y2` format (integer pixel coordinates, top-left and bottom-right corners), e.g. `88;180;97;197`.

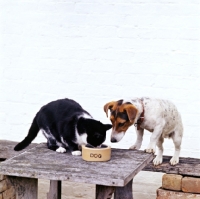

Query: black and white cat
14;98;112;155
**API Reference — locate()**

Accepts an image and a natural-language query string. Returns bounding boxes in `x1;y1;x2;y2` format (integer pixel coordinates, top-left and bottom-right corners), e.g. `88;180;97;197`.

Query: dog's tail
14;117;39;151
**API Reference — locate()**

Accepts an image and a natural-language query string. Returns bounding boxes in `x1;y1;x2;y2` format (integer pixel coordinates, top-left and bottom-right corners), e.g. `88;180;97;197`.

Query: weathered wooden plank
6;176;38;199
0;143;153;187
114;179;133;199
47;180;61;199
0;140;38;159
143;155;200;177
114;180;133;199
96;185;115;199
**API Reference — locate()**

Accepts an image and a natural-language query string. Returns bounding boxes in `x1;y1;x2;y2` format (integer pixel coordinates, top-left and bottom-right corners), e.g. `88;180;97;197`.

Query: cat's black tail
14;117;39;151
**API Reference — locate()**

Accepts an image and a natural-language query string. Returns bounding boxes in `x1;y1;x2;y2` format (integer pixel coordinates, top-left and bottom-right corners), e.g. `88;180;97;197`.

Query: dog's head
104;100;138;143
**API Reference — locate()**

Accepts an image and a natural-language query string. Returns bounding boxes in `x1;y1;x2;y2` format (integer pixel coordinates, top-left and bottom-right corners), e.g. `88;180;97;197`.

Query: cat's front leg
47;140;67;153
47;141;60;151
67;141;82;156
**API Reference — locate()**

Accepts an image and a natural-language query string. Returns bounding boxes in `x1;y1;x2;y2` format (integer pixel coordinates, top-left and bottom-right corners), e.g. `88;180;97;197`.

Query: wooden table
0;143;154;199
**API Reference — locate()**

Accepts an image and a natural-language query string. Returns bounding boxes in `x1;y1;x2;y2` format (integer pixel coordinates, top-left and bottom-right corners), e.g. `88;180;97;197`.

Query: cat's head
83;119;112;147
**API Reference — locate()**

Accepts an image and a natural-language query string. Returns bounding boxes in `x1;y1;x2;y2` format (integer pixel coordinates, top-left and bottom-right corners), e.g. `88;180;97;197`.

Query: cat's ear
104;124;112;131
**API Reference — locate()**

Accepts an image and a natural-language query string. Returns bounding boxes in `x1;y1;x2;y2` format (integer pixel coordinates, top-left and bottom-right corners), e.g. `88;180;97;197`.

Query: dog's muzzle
110;131;125;143
111;137;117;143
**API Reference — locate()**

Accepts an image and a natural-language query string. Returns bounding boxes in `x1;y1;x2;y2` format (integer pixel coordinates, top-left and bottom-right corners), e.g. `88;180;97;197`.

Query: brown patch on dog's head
104;101;117;118
103;100;123;117
103;100;138;134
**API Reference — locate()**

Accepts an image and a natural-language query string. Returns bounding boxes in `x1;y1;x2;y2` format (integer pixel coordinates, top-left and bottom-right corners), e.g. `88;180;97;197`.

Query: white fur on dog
111;131;125;142
116;97;183;166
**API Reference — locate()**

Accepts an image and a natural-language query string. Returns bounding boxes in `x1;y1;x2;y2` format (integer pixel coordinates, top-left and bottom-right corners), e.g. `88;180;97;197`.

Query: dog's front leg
129;128;144;150
170;128;183;165
153;136;164;165
145;125;163;153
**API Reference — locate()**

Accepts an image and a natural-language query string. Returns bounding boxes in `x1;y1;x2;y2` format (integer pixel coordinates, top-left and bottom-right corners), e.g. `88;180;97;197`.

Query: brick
182;177;200;194
162;174;183;191
157;188;200;199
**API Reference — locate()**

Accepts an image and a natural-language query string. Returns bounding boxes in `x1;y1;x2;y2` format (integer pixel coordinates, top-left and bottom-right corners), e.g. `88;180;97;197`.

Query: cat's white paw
72;151;82;156
56;147;66;153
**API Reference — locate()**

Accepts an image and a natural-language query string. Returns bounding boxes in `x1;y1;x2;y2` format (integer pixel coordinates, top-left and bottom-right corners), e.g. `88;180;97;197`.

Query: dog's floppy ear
103;101;116;117
124;105;138;123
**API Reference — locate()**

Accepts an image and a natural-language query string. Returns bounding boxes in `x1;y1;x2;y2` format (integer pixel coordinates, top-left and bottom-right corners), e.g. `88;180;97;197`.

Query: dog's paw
129;143;141;150
170;156;179;165
145;148;156;153
153;156;163;166
72;151;82;156
56;147;66;153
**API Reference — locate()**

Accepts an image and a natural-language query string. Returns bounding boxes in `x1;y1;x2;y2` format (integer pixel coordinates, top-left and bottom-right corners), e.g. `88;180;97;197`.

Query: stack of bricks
0;175;15;199
157;174;200;199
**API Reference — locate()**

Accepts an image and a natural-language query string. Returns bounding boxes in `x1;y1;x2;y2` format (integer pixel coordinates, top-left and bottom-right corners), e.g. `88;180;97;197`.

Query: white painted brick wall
0;0;200;159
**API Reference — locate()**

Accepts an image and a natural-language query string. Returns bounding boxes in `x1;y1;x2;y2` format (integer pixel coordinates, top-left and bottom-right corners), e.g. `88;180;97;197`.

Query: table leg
6;176;38;199
114;179;133;199
96;185;115;199
47;180;61;199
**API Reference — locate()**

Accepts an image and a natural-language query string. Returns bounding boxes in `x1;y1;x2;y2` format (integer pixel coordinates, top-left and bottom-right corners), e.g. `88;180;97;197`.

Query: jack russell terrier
104;97;183;165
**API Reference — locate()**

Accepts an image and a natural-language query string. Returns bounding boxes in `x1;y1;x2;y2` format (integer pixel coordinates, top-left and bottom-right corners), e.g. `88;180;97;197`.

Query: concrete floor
38;171;164;199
